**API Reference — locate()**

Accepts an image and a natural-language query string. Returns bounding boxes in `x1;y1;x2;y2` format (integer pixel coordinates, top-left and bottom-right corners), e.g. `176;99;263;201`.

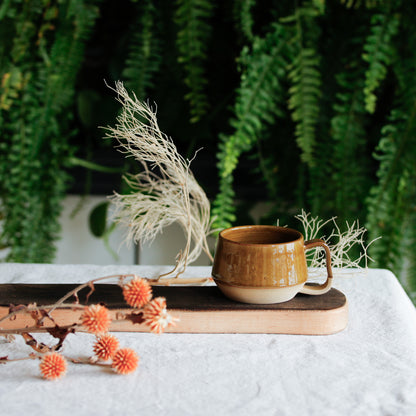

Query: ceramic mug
212;225;333;304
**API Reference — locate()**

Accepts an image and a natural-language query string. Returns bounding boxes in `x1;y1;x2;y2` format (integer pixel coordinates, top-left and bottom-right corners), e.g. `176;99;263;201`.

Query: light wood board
0;284;348;335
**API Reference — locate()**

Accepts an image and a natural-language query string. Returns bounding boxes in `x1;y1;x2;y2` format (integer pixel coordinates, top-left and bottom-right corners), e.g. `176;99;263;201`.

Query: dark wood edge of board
0;284;346;311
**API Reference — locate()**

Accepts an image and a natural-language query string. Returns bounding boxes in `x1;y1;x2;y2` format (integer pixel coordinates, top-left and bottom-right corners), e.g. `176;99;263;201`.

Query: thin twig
68;356;112;368
0;324;84;335
0;303;86;325
47;274;136;316
0;355;37;363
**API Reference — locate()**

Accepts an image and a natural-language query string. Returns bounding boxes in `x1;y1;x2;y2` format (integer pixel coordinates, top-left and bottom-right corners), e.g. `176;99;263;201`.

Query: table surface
0;264;415;416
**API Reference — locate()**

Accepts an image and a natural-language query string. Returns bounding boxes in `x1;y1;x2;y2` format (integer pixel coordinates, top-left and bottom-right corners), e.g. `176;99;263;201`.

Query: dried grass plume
104;82;213;277
290;210;379;279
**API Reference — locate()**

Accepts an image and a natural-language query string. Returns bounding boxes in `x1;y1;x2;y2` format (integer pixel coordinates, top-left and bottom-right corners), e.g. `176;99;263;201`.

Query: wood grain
0;284;348;335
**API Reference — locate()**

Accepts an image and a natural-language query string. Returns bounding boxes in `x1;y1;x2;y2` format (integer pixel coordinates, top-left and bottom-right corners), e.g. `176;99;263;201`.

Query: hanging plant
0;0;101;262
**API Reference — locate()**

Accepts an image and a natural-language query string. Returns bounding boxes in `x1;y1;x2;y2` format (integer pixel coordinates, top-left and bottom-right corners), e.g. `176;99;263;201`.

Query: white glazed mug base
213;278;305;304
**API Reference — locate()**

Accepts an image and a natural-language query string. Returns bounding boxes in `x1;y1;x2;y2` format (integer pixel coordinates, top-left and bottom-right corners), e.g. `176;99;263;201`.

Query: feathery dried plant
291;210;379;279
104;82;213;278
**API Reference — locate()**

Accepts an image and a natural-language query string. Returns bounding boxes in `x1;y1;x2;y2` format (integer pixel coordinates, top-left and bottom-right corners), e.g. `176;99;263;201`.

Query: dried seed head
81;304;111;334
39;353;67;380
122;277;152;308
93;334;120;361
111;348;139;375
143;297;177;334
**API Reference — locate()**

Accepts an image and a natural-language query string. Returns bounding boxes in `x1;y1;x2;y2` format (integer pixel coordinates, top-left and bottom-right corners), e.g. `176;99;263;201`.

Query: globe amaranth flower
93;334;120;361
122;277;152;309
81;304;111;334
111;348;139;375
142;297;178;334
39;352;67;380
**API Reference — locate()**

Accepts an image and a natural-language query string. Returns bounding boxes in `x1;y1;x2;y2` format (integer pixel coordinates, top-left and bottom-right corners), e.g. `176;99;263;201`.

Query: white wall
54;195;135;265
55;195;215;266
139;221;215;266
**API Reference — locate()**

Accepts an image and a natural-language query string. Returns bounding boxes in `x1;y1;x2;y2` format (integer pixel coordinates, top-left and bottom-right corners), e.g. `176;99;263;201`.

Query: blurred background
0;0;415;302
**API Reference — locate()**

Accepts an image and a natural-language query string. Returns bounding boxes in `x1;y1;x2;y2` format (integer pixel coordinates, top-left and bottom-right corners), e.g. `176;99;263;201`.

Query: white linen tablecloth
0;264;415;416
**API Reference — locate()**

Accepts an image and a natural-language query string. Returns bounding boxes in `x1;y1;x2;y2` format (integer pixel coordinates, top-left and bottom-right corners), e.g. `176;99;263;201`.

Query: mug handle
299;239;333;295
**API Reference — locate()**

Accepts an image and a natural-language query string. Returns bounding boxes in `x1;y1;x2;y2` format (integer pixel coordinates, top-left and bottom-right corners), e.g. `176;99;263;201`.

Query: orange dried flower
111;348;139;375
81;304;111;334
142;297;177;334
39;353;67;380
93;334;120;361
122;277;152;308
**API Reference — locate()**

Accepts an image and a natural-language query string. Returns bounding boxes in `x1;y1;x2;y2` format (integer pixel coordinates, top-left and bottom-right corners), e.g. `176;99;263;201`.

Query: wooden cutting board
0;284;348;335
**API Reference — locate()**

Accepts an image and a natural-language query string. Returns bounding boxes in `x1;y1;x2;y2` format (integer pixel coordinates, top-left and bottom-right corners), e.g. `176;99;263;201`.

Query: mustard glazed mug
212;225;333;304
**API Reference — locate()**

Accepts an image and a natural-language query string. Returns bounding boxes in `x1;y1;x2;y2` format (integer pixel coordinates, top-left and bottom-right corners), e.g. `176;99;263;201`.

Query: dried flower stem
46;275;130;317
69;355;139;375
0;355;37;363
0;273;203;337
44;273;210;319
0;274;183;338
0;324;81;336
1;274;177;379
146;276;212;285
68;356;110;367
0;304;85;326
1;354;110;368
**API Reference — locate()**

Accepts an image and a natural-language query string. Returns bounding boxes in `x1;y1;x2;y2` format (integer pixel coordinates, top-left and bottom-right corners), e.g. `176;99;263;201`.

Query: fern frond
340;0;381;8
366;5;416;272
212;24;290;230
288;49;321;166
175;0;214;123
7;0;42;64
362;12;399;113
330;67;369;222
33;0;100;149
211;171;237;231
286;3;322;167
123;0;162;100
0;0;100;262
233;0;255;41
366;107;416;270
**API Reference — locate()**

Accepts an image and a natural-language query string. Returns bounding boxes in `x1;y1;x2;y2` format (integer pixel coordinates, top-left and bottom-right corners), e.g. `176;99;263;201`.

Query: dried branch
0;303;85;326
0;273;208;333
21;332;55;353
104;81;213;278
1;274;178;379
0;354;37;364
0;275;180;336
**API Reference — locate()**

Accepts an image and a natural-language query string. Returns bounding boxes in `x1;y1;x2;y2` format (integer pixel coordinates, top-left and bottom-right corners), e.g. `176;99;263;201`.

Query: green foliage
364;2;416;286
340;0;381;8
122;0;162;100
0;0;100;262
330;67;369;223
362;12;400;113
233;0;255;41
366;108;416;271
212;24;290;230
89;201;109;237
175;0;214;123
284;2;323;166
288;46;321;166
